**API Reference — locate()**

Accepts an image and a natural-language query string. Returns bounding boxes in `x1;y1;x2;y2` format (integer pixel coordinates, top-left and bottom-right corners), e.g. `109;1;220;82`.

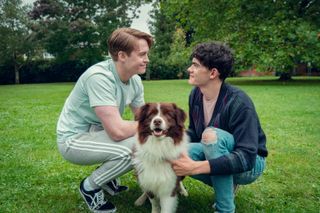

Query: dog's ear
173;104;186;128
135;103;151;122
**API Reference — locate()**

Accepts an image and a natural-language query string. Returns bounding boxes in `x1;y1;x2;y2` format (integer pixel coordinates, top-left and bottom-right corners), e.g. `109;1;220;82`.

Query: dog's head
136;103;186;145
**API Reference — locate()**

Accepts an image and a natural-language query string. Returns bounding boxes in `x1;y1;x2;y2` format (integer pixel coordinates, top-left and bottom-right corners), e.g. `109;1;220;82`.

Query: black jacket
188;83;268;175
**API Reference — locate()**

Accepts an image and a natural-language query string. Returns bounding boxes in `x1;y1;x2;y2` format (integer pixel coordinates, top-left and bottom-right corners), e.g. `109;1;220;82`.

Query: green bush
0;60;91;84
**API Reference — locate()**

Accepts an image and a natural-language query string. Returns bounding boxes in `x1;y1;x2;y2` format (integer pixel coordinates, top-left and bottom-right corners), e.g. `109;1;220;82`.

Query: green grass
1;77;319;212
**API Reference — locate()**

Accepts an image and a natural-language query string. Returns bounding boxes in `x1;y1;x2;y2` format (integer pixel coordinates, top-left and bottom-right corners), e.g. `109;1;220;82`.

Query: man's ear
209;68;220;79
118;51;127;62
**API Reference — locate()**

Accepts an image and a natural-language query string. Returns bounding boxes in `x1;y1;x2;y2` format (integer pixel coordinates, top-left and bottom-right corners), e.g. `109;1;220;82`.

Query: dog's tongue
153;130;163;137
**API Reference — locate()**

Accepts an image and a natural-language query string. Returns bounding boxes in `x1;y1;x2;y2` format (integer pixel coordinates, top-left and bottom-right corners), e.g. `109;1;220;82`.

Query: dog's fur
132;103;189;213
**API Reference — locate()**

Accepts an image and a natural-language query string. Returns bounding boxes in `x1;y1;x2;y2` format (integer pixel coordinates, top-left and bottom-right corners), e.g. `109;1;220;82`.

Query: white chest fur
133;133;188;196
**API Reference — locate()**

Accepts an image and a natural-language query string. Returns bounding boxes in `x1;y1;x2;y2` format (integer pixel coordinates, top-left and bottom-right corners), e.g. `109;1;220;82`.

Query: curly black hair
190;42;234;80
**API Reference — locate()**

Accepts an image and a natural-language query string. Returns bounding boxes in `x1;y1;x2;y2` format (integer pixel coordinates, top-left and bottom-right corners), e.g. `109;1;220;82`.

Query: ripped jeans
188;128;266;213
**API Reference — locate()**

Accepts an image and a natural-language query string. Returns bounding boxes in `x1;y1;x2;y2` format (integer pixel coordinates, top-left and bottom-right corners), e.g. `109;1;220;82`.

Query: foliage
1;77;320;212
152;0;320;76
0;0;33;84
147;1;177;79
29;0;143;64
2;1;319;82
165;28;190;78
229;0;320;73
0;0;149;84
147;2;192;79
0;59;91;84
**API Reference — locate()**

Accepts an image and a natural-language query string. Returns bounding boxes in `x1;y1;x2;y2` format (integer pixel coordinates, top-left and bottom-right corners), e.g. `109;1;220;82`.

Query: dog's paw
134;192;148;206
179;188;189;197
179;182;189;197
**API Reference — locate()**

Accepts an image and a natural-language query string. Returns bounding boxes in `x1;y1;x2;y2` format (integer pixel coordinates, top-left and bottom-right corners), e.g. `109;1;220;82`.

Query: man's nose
144;55;149;63
187;66;192;74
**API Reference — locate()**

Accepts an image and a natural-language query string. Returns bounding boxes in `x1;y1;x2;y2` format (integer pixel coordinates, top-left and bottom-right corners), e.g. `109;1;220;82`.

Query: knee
201;128;235;156
215;128;234;142
204;128;234;148
202;127;217;143
116;147;133;163
123;150;132;161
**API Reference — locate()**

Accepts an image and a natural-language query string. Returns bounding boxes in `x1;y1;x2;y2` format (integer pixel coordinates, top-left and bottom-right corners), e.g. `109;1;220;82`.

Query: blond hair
108;28;153;61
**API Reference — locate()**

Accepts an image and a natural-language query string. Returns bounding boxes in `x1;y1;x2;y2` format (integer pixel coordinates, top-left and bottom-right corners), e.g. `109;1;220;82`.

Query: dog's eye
151;108;158;115
147;108;158;117
162;110;175;119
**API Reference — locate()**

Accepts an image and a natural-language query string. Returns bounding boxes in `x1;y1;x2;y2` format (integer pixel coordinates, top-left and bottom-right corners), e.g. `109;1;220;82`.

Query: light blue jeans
189;128;266;213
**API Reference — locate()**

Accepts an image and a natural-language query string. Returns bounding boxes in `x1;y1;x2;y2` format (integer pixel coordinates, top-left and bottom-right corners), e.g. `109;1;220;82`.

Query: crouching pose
56;28;153;213
170;42;268;213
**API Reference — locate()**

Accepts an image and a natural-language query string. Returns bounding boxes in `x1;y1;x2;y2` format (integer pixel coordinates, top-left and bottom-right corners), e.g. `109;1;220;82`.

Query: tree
0;0;33;84
147;1;187;79
153;0;320;80
228;0;320;80
29;0;144;65
166;28;190;78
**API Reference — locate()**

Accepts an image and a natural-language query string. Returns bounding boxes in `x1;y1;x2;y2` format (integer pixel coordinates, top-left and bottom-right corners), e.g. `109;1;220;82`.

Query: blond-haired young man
57;28;153;213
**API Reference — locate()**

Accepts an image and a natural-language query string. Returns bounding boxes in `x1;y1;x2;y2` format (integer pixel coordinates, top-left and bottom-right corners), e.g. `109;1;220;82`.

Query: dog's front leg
149;196;161;213
160;195;177;213
134;192;148;206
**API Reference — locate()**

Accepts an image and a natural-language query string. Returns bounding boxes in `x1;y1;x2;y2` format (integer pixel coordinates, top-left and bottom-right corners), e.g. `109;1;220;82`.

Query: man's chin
188;78;195;85
138;69;147;74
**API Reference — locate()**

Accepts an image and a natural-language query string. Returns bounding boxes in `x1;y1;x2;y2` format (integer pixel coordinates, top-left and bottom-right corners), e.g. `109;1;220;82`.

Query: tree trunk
278;72;292;81
14;53;20;84
15;63;20;84
146;68;150;80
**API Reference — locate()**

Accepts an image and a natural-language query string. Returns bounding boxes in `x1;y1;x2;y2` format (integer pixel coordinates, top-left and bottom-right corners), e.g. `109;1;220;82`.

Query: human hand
169;153;197;176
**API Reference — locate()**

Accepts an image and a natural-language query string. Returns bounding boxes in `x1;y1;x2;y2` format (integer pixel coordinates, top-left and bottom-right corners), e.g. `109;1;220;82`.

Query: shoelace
91;190;107;209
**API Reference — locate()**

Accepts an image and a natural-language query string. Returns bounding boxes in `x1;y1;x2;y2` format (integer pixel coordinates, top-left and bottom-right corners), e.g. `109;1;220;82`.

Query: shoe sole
79;188;117;213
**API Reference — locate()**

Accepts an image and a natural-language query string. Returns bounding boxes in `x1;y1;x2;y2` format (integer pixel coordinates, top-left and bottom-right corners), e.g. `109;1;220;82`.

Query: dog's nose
153;118;162;126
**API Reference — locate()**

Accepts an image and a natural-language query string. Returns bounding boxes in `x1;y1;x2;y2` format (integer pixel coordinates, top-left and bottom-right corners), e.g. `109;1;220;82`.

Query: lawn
0;77;319;212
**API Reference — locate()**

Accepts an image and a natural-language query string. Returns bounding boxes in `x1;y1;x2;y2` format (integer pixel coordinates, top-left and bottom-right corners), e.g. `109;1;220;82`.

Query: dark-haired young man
56;28;153;213
170;42;268;213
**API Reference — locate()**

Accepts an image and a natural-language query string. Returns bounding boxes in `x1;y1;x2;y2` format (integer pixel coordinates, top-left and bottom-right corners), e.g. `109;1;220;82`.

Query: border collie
133;103;189;213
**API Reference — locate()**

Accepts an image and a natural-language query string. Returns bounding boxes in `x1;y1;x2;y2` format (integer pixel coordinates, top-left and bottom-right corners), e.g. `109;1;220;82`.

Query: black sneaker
79;179;117;213
101;178;129;196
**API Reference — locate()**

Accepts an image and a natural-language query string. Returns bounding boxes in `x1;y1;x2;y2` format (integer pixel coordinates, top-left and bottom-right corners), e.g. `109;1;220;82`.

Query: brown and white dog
133;103;189;213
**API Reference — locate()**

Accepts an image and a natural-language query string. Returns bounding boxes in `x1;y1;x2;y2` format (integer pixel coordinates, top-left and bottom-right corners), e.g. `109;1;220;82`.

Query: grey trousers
57;126;135;186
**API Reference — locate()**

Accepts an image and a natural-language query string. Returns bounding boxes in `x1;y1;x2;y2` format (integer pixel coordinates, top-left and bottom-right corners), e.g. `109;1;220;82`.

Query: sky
22;0;152;34
130;3;152;34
